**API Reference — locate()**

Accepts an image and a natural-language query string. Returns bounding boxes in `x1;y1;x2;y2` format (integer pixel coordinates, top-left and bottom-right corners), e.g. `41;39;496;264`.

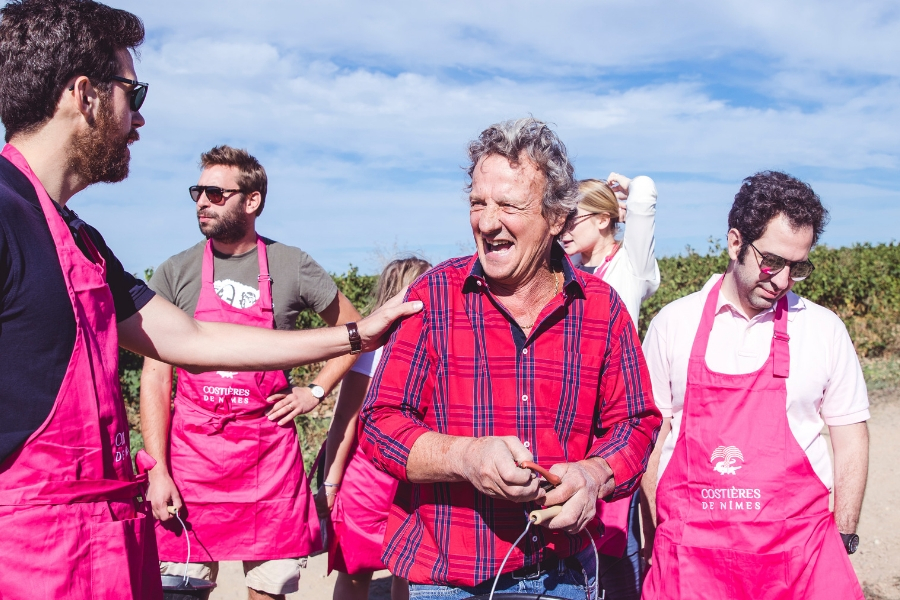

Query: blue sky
11;0;900;274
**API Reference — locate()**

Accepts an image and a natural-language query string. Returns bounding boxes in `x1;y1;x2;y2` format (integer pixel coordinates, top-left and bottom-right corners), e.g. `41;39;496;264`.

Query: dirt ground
208;382;900;600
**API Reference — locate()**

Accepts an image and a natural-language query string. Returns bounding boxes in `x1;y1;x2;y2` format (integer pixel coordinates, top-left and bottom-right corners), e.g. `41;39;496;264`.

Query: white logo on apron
710;446;743;475
216;371;238;379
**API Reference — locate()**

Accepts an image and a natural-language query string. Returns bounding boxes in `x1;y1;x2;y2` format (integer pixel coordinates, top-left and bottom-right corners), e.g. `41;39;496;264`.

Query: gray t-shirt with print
149;237;338;330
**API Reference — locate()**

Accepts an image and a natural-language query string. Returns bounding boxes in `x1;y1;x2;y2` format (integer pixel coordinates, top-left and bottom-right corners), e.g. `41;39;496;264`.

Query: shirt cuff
823;408;870;427
366;420;432;482
601;451;633;500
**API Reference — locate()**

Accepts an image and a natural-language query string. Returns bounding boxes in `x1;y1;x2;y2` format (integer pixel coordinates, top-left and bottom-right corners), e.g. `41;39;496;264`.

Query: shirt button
522;348;528;355
532;536;538;542
476;280;482;286
522;395;528;402
523;441;530;448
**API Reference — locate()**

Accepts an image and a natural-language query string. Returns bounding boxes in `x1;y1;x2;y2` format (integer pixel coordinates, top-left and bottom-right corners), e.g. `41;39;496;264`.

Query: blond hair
577;179;619;229
371;256;432;311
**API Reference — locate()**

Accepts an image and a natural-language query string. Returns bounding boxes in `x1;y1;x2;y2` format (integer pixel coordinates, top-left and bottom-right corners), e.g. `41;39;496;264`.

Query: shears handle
529;505;562;525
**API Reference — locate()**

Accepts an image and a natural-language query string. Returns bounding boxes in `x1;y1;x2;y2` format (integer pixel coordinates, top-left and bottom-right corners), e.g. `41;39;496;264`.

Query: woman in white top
560;172;659;327
559;172;660;599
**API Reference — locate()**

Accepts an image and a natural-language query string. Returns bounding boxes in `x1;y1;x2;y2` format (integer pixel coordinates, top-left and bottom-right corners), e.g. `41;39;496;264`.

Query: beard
198;199;250;244
68;94;138;184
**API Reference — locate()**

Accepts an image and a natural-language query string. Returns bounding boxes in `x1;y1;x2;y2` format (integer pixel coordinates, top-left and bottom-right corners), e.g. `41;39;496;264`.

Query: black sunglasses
749;243;815;281
189;185;242;205
67;75;148;111
109;75;148;111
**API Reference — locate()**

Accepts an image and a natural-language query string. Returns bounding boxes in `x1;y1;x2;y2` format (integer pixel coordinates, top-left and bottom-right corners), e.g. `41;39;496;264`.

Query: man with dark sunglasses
0;2;419;599
142;145;362;600
641;171;868;599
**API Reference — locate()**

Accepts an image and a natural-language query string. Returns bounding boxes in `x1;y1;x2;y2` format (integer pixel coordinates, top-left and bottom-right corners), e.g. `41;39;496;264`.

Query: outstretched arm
266;292;363;426
118;292;421;372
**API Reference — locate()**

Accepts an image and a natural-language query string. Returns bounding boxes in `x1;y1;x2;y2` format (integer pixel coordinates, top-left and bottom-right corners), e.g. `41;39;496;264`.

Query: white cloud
28;0;900;273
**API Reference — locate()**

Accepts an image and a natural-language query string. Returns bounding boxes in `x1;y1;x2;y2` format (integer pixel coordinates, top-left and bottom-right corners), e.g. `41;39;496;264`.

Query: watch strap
346;322;362;355
839;532;859;554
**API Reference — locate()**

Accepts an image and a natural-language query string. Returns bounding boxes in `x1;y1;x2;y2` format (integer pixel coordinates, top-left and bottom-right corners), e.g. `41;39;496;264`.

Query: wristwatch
306;383;326;402
840;532;859;555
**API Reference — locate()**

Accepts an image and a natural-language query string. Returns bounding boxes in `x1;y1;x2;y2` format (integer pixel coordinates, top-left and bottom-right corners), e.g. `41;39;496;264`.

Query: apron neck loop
772;295;790;378
202;239;216;286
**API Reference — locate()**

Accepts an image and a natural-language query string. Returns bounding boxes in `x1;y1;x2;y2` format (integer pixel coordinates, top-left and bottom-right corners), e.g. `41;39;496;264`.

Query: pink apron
155;238;320;561
642;276;863;599
328;443;398;574
0;144;162;599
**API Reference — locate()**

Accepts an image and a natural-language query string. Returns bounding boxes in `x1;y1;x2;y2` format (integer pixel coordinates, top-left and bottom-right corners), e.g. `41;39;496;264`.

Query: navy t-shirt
0;156;155;464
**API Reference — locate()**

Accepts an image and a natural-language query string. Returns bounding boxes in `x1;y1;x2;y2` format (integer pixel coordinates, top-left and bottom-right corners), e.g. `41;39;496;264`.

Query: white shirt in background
642;274;870;489
586;175;660;328
349;347;383;378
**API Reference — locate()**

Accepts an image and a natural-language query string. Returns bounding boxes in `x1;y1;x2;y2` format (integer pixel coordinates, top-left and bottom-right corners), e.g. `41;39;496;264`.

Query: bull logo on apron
710;445;743;475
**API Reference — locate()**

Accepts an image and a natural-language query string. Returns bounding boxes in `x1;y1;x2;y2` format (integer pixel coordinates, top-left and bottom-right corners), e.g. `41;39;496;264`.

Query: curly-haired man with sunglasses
641;171;868;599
141;145;362;600
0;2;419;599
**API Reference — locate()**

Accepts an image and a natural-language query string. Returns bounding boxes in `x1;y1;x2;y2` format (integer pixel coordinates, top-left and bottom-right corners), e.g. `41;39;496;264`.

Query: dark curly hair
0;0;144;142
728;171;829;262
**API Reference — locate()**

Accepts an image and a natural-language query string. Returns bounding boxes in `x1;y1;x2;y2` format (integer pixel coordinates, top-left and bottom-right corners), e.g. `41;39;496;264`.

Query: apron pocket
90;511;147;600
675;544;792;600
174;414;261;503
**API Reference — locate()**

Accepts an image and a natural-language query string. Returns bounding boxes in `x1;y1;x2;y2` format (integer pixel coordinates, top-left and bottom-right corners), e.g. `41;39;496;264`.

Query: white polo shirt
643;275;870;489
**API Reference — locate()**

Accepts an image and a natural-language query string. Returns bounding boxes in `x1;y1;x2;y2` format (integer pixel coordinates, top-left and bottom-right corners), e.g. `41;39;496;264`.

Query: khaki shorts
160;558;305;595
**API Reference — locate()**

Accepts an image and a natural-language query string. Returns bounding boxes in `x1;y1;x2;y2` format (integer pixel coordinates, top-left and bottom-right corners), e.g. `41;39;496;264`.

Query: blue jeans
596;490;643;600
408;545;597;600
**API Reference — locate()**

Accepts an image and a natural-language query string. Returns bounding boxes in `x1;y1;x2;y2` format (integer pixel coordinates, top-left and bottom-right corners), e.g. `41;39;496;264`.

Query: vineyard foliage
120;243;899;464
638;241;900;357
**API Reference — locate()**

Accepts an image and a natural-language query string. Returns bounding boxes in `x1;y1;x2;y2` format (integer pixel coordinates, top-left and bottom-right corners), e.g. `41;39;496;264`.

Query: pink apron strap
71;220;105;267
1;145;74;247
595;243;621;280
201;239;216;286
255;235;274;315
772;295;790;378
688;275;724;362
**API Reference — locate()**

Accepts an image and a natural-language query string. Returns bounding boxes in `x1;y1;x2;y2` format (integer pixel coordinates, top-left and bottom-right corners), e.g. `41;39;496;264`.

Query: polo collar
702;274;806;323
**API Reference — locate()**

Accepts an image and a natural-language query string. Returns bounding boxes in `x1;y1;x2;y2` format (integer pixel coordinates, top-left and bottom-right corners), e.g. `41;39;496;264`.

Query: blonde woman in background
560;173;659;324
559;172;660;600
317;257;432;600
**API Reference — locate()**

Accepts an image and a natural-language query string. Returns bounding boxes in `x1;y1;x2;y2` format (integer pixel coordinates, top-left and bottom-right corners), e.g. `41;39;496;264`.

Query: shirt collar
464;242;586;298
701;273;806;323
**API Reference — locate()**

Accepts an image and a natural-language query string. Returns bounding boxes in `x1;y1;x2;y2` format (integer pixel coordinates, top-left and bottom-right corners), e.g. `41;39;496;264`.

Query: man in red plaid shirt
359;117;662;599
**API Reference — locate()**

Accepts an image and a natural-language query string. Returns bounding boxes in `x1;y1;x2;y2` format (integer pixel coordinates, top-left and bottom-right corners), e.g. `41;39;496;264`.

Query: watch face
308;384;325;399
842;533;860;554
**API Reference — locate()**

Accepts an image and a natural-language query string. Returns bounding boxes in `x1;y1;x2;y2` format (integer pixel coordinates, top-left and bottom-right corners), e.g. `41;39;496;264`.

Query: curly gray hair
466;117;578;231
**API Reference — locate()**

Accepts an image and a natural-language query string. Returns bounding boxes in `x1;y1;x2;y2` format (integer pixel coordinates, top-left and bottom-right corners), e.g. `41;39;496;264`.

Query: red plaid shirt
359;251;661;587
